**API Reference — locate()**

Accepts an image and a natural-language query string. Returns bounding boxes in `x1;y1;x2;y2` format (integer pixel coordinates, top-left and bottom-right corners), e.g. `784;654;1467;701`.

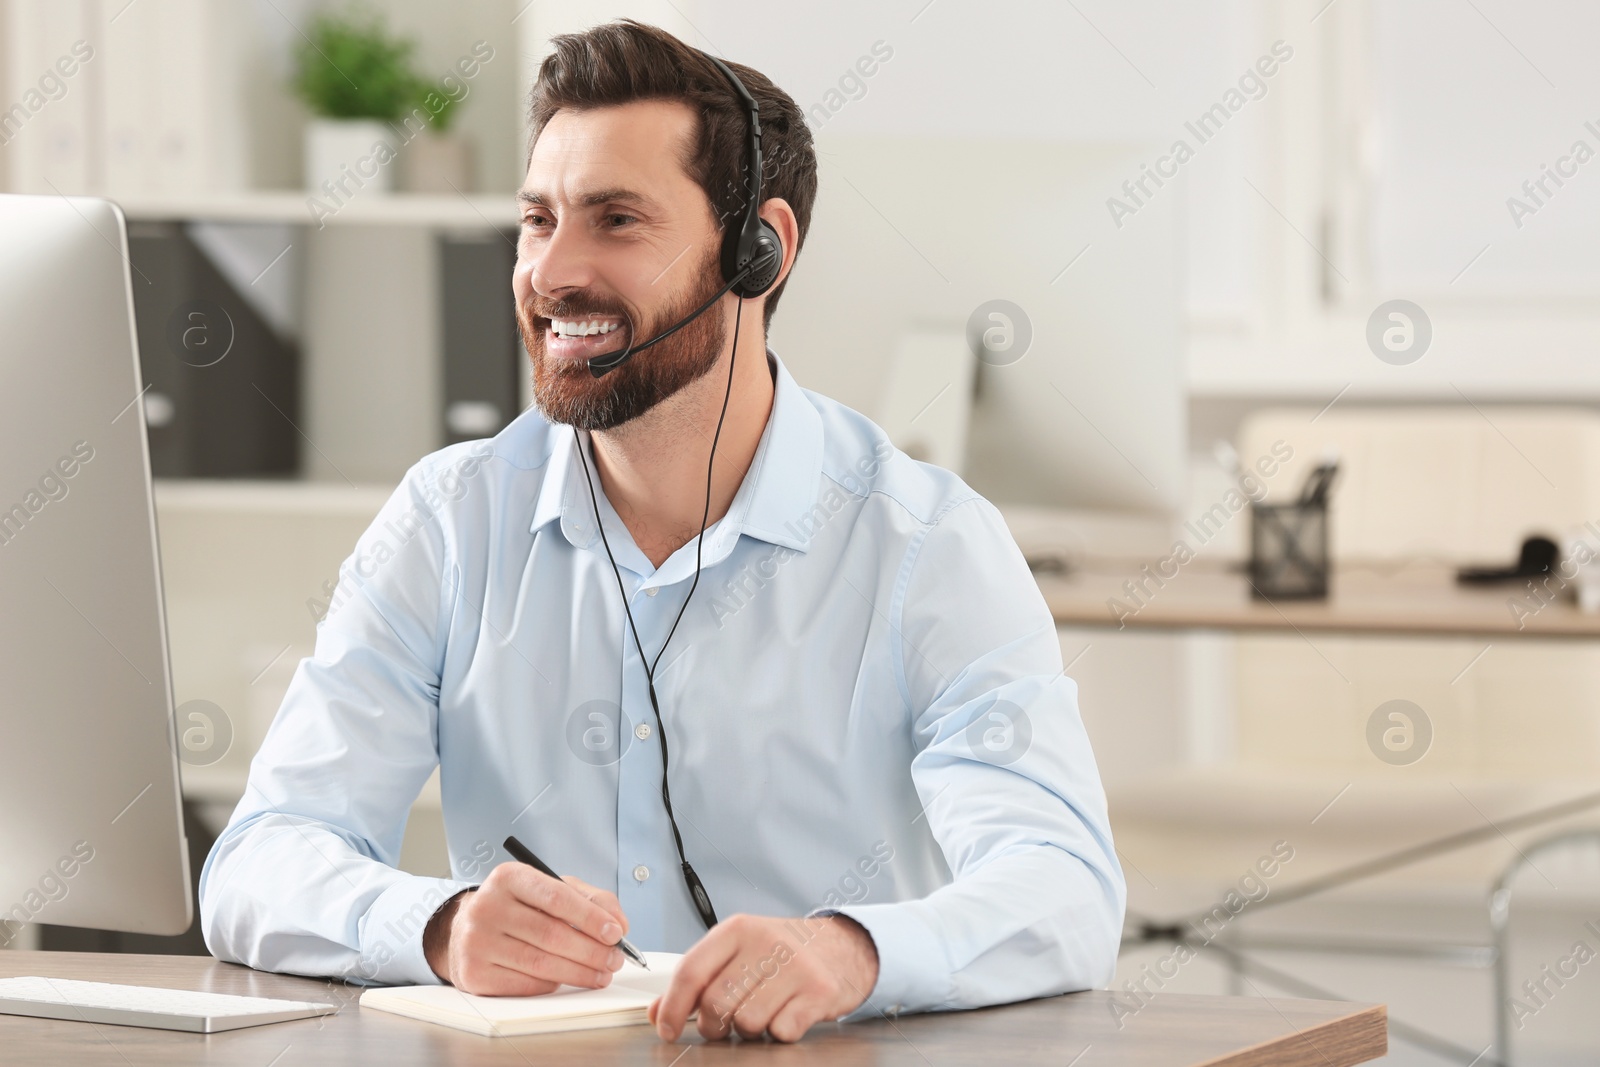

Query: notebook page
361;951;682;1027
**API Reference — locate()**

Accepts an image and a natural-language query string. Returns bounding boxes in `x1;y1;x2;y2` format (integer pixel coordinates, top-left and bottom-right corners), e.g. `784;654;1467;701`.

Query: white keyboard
0;976;337;1033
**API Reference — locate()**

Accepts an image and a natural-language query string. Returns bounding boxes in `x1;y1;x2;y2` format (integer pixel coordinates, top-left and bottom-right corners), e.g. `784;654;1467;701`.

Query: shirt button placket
617;575;665;940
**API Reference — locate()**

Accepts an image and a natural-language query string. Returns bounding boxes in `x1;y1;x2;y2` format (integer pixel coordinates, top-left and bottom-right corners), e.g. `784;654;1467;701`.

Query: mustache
523;293;633;321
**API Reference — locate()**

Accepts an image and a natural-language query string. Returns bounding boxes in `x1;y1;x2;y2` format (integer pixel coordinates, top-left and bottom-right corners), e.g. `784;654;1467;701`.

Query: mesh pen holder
1249;501;1330;599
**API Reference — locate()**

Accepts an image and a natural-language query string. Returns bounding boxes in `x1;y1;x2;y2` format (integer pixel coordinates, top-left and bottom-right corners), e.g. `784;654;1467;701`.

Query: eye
605;213;636;228
522;211;551;228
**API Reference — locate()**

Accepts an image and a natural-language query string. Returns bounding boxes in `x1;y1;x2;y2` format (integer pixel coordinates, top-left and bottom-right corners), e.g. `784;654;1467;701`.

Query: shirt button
644;587;659;596
633;865;651;883
634;723;652;740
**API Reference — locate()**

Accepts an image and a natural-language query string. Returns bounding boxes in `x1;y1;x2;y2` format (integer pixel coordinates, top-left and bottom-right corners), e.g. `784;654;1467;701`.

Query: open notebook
359;952;684;1037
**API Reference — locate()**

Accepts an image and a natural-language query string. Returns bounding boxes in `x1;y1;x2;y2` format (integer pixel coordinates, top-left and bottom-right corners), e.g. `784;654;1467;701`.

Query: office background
3;1;1599;1063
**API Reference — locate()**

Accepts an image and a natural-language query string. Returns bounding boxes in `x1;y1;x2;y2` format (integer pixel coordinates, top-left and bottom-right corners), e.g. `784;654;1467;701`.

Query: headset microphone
584;267;750;378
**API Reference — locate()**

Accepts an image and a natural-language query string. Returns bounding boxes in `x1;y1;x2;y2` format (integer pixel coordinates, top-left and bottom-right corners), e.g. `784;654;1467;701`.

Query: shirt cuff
356;876;478;986
808;901;952;1022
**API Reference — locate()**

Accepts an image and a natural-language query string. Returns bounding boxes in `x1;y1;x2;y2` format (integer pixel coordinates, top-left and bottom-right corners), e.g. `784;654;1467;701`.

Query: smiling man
199;19;1123;1044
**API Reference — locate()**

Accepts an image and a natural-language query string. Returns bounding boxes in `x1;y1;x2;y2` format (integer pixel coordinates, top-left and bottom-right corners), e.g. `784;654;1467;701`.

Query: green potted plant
292;5;420;195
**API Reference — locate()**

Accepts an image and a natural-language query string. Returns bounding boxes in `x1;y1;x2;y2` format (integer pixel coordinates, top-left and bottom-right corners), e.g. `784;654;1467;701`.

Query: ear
754;196;801;302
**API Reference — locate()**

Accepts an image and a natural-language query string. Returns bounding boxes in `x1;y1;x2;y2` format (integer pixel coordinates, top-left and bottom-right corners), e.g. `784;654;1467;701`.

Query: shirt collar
528;348;824;556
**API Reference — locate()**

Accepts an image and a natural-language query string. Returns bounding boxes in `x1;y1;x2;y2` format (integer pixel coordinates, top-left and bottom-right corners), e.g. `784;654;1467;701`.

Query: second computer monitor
771;136;1185;516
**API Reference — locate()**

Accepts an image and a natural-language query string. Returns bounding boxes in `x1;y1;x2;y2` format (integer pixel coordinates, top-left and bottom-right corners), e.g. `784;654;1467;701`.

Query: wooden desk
1039;560;1600;638
0;951;1385;1066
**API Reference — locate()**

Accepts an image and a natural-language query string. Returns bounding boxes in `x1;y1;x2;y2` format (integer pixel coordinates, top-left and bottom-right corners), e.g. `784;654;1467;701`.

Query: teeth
550;318;620;338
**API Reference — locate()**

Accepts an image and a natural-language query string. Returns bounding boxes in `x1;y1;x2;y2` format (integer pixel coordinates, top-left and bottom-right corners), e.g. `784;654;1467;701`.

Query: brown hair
526;20;817;328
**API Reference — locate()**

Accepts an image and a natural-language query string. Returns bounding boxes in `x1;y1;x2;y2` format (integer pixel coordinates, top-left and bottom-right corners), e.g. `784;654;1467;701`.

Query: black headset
584;53;784;377
572;53;783;932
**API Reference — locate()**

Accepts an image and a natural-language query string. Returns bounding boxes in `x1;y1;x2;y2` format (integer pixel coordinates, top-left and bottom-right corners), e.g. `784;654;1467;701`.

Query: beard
518;244;728;431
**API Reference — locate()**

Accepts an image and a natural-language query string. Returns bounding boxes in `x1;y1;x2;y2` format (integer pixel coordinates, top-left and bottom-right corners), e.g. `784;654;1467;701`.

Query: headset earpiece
724;218;782;299
705;54;785;301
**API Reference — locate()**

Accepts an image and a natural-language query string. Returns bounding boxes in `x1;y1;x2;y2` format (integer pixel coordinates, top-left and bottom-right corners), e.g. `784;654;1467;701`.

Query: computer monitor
0;193;191;943
770;136;1186;515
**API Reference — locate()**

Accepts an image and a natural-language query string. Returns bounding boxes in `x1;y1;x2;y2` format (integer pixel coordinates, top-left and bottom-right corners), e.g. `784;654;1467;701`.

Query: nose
515;255;560;307
520;216;599;301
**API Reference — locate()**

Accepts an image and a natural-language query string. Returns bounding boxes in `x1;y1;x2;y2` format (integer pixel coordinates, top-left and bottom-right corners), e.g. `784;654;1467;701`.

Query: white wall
1371;0;1600;299
693;0;1262;323
523;0;1600;401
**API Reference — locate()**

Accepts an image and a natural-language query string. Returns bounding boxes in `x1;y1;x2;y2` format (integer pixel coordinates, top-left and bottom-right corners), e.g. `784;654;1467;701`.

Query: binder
125;221;300;477
439;230;521;445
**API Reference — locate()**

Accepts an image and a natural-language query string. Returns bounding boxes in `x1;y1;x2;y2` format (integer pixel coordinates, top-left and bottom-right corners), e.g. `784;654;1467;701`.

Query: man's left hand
648;913;879;1043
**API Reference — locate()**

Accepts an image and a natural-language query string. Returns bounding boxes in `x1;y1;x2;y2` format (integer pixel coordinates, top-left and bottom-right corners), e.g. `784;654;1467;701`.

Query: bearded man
200;18;1123;1045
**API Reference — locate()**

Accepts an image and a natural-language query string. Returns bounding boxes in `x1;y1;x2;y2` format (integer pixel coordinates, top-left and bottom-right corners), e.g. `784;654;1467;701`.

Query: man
199;19;1123;1044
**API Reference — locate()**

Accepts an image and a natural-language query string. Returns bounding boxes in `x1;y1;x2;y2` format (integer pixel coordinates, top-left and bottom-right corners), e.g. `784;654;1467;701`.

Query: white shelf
180;761;443;810
153;479;394;516
1186;312;1600;401
114;190;519;229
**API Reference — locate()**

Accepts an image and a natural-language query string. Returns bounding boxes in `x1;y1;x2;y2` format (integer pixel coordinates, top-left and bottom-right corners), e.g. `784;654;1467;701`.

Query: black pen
502;835;649;970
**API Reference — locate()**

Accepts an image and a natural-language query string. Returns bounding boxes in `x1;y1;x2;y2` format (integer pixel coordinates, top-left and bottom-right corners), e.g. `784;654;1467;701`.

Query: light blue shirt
199;350;1124;1019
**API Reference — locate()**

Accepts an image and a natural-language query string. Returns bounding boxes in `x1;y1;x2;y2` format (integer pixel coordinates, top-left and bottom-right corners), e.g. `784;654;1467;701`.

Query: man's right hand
423;861;631;995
